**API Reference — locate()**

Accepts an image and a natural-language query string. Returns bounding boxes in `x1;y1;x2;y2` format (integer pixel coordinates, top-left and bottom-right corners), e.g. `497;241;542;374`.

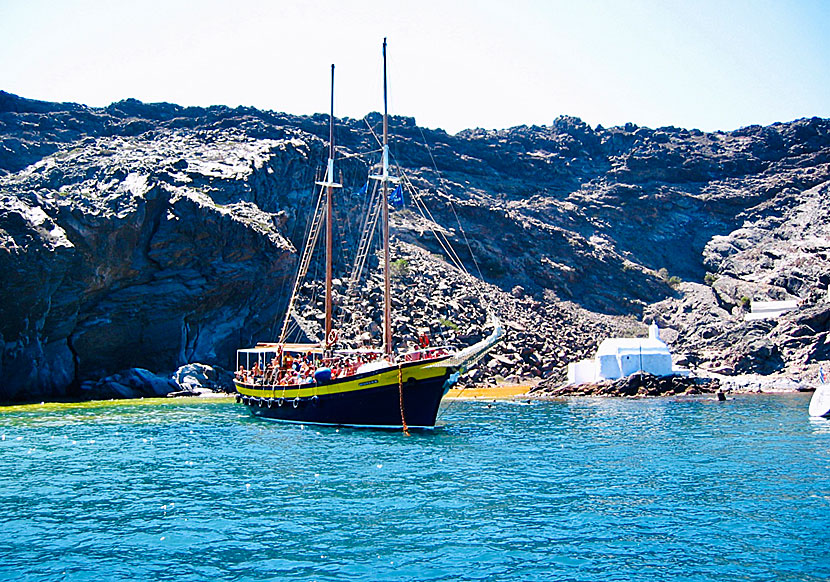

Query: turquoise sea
1;393;828;581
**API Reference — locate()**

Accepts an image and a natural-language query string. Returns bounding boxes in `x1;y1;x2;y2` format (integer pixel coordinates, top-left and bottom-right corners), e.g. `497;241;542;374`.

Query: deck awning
239;343;324;354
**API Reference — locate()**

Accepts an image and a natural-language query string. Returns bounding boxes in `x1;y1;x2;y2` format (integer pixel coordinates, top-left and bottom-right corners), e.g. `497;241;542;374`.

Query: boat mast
279;66;340;347
325;63;335;349
381;38;393;358
310;64;341;349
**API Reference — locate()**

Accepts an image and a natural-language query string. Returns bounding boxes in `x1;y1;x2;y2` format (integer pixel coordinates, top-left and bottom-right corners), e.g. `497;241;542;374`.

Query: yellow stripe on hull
235;357;452;398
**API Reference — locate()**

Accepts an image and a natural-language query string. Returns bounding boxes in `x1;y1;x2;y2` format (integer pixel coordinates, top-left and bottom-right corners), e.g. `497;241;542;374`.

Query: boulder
533;372;720;398
173;363;234;394
79;368;178;400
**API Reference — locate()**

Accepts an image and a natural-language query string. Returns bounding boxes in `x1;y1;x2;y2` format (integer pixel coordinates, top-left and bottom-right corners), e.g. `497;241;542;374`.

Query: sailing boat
809;365;830;417
232;39;502;429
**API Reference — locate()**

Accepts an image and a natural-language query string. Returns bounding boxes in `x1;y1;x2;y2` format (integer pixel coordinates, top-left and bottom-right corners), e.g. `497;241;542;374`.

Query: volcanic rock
173;362;234;395
78;368;177;400
1;90;829;401
531;372;720;398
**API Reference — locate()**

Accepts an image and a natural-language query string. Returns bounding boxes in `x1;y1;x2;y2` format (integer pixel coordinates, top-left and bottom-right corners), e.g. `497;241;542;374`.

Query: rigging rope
398;172;468;273
279;182;328;343
363;117;383;147
416;126;487;283
435;384;465;423
397;364;410;436
279;115;497;355
335;145;383;160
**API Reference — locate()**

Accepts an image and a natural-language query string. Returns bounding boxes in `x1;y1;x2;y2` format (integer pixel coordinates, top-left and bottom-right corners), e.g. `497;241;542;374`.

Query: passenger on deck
406;343;422;361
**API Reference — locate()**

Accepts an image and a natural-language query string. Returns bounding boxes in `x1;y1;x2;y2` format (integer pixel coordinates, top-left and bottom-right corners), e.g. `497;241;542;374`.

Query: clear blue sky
1;0;828;134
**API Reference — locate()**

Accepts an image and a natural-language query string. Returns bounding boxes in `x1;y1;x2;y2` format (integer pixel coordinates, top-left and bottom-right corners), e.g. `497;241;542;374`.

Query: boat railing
401;346;454;362
234;342;462;388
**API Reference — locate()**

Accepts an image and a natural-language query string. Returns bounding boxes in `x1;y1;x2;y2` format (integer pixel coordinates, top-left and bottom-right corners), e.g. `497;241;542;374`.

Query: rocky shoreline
532;372;720;398
7;367;812;406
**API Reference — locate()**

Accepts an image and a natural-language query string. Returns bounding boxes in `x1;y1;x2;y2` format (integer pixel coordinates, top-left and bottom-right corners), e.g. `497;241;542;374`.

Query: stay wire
415;125;488;283
274;167;323;340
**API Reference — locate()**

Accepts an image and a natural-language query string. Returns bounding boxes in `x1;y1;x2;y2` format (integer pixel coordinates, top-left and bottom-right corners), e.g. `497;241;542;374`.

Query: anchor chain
397;364;410;436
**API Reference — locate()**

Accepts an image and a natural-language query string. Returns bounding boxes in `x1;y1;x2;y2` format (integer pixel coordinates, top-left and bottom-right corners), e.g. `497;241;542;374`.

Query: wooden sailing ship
233;40;502;429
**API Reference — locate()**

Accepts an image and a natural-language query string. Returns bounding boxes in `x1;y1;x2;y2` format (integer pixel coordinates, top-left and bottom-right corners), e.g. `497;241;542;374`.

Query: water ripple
1;394;829;581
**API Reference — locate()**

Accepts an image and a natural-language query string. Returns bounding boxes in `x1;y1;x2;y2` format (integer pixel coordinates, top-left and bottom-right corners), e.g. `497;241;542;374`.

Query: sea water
0;393;828;582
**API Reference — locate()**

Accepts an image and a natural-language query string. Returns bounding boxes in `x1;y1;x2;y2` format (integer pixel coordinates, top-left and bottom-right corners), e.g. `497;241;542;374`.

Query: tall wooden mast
311;64;341;349
325;64;335;349
381;38;393;358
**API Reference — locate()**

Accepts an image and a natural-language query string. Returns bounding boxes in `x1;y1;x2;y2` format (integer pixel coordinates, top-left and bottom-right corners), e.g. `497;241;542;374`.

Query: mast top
316;63;341;189
381;37;393;358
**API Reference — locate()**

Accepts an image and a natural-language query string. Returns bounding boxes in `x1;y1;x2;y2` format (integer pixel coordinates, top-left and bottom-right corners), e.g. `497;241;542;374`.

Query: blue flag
357;181;369;196
388;184;404;206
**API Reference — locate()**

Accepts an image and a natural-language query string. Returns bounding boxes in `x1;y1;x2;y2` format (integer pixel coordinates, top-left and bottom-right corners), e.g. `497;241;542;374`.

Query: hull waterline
235;358;455;428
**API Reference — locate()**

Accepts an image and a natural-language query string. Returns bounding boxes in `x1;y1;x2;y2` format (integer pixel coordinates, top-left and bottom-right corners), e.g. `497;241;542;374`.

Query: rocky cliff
1;90;828;401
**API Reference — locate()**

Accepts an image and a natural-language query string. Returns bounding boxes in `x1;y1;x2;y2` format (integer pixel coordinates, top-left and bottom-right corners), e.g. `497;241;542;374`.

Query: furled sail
433;315;504;372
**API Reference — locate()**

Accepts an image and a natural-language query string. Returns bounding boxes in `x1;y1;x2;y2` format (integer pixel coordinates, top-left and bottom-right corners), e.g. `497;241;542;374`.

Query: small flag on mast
388;184;404;206
821;365;827;384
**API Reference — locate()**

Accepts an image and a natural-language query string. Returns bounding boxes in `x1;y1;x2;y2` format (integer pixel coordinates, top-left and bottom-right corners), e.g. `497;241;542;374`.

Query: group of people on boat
237;350;320;386
234;335;449;387
235;348;372;387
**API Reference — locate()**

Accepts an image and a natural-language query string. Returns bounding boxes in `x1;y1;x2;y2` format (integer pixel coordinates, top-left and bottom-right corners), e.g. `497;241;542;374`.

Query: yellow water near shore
0;396;235;412
0;385;532;411
445;384;534;400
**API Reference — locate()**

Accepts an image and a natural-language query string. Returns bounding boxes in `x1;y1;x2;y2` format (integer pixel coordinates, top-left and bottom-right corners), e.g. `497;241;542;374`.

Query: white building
744;299;798;321
567;323;689;384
